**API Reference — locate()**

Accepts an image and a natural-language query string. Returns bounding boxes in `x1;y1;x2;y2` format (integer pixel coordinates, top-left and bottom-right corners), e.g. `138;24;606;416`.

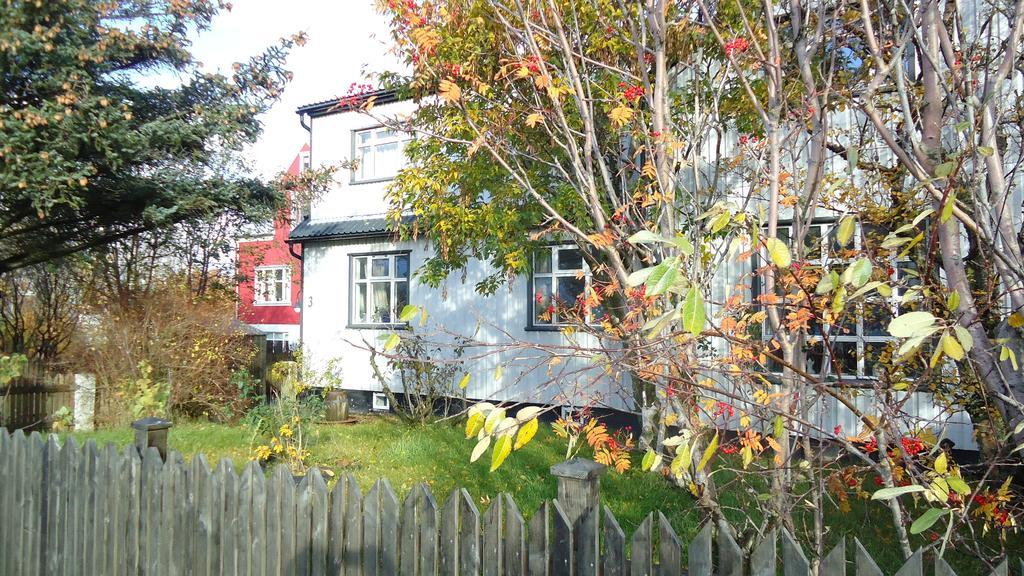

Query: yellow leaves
458;373;471;390
641;162;657;180
697;433;718;472
525;112;544;128
1009;312;1024;328
514;418;538;450
934;451;948;474
409;26;440;53
439;78;461;104
546;84;569;101
765;237;792;268
941;331;965;361
491;434;513;471
608;104;633;128
587;228;615;248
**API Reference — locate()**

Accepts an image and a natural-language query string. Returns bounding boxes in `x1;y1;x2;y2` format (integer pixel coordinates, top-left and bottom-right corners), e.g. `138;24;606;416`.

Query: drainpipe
299;112;312;164
295;111;312;355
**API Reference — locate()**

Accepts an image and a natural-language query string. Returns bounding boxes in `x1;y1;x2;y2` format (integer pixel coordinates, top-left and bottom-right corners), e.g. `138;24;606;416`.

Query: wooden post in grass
131;417;172;461
550;458;605;527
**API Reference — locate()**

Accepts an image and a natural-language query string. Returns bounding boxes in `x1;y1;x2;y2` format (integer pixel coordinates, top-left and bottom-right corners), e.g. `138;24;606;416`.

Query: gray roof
288;215;409;243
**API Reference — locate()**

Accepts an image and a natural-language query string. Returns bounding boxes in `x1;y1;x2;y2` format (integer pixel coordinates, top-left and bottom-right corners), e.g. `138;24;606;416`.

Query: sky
186;0;401;177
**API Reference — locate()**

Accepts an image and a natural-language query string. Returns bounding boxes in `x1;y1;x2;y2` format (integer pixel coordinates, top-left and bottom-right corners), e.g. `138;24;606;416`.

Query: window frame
759;219;912;381
527;244;596;331
349;124;410;184
348;250;412;329
253;265;292;306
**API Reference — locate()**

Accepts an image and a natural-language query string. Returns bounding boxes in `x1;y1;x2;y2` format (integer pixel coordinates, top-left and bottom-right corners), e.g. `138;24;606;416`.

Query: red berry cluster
712;401;735;420
617;82;644;102
724;37;750;56
337;82;375;108
900;436;926;457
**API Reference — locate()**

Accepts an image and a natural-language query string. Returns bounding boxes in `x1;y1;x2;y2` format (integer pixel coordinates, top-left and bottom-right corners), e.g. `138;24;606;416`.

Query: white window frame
530;245;595;328
372;392;391;412
763;221;913;380
351;126;410;183
350;252;411;327
254;265;291;306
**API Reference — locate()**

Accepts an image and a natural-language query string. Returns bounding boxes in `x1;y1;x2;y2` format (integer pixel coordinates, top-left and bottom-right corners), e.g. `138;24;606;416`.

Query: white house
287;89;999;450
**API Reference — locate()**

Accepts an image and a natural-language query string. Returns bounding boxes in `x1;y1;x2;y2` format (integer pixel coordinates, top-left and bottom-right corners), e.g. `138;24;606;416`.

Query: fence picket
0;431;9;576
751;530;777;576
12;430;26;576
989;559;1007;576
440;490;460;576
688;521;712;576
504;494;525;576
854;538;883;576
894;549;923;576
296;472;314;576
602;506;626;576
719;520;744;576
44;436;61;576
25;433;43;576
142;447;163;576
658;513;682;576
192;455;214;576
217;458;239;576
238;461;255;576
782;529;810;576
381;479;400;576
400;483;420;576
251;463;269;576
329;475;349;576
528;501;550;576
343;474;363;576
364;480;383;576
575;501;599;576
90;441;108;576
458;489;481;576
124;445;141;576
310;470;330;576
935;556;956;576
822;539;846;576
482;497;503;576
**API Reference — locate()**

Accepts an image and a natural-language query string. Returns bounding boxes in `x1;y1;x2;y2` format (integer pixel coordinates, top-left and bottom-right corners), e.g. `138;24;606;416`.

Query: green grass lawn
58;417;1015;573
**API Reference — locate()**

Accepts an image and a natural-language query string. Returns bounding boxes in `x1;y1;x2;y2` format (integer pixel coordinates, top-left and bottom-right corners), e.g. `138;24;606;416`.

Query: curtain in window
372;282;391;323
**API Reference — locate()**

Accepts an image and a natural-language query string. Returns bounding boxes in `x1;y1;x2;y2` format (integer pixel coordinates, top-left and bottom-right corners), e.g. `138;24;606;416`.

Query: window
254;266;291;305
372;392;391;412
265;332;291;355
763;221;913;379
352;127;409;182
350;252;411;326
530;245;597;327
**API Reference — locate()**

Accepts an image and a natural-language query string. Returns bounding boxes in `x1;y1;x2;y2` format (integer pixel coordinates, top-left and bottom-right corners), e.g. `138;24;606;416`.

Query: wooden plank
440;490;460;576
278;465;298;576
458;489;480;576
238;461;255;576
575;502;599;576
718;520;743;576
25;432;43;576
343;474;363;576
750;530;776;576
90;441;109;576
108;444;126;576
192;455;215;576
142;447;163;576
82;440;100;576
251;462;269;576
124;445;142;576
217;458;239;576
363;480;383;576
934;556;956;576
782;528;810;576
602;506;626;576
310;470;330;576
380;479;400;576
550;501;572;576
400;483;420;576
528;501;550;576
420;484;440;576
44;435;61;576
854;538;882;576
329;475;348;576
990;559;1008;576
688;521;712;576
894;549;922;576
11;430;26;576
629;513;653;576
296;473;314;576
658;513;682;576
822;539;846;576
482;498;503;576
504;494;526;576
267;465;285;576
0;431;11;576
160;453;183;576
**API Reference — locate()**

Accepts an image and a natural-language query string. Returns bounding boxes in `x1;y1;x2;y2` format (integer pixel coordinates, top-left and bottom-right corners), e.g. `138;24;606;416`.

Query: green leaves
681;287;706;337
888;312;939;338
641;449;661;471
765;237;791;268
910;508;949;535
399;304;420;322
382;333;401;352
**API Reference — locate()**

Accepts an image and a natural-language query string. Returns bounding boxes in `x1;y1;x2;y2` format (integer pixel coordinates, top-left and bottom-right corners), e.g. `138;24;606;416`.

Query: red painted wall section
236;145;307;327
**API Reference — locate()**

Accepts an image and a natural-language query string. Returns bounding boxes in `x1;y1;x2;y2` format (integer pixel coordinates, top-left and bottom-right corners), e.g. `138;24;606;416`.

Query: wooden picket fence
0;363;73;431
0;428;1018;576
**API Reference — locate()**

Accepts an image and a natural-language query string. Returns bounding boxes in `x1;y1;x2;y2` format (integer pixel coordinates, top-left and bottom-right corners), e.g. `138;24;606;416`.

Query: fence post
131;417;172;461
549;458;605;527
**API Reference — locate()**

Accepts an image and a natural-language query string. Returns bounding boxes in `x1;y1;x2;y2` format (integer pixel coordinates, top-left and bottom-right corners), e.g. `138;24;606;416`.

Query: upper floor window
352;127;409;183
762;221;917;379
351;252;410;326
255;266;291;306
530;245;598;328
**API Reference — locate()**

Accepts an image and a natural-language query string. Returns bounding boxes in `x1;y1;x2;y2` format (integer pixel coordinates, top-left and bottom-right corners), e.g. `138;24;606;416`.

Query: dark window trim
347;250;413;330
526;244;593;331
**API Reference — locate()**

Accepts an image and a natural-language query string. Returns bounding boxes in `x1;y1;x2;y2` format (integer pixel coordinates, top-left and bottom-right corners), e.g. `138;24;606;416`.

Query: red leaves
723;37;750;56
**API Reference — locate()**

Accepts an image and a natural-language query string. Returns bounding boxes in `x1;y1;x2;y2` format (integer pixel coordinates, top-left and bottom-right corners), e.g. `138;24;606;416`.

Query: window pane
863;300;890;336
806;341;825;374
556;276;585;315
377;128;396;139
897;261;920;287
395;281;409;312
395;254;410;278
375;141;400;177
274;280;284;302
557;248;583;271
534;280;553;324
359;131;372;143
356;283;367;322
358;146;372;179
803;225;822;260
371;257;389;277
356;258;367;280
535;249;551;273
864;342;888;378
831;342;858;377
372;282;391;323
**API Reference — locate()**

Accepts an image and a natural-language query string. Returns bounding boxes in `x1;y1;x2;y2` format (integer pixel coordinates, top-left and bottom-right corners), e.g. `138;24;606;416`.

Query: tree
0;0;300;273
378;0;1024;563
